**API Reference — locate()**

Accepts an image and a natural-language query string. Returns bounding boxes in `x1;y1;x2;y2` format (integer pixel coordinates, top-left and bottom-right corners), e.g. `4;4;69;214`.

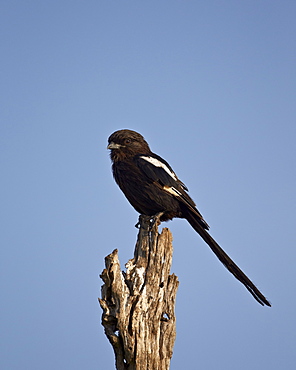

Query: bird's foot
135;215;151;229
134;213;164;230
149;212;164;230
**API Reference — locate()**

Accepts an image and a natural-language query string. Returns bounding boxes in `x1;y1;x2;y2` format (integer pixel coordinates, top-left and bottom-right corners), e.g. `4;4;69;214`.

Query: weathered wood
99;216;179;370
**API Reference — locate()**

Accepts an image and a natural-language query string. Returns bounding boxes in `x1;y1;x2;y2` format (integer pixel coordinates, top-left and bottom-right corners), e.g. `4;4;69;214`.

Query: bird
107;129;271;307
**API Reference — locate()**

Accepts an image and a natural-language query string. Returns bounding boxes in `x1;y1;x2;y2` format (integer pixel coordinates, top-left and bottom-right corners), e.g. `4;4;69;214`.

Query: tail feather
185;212;271;307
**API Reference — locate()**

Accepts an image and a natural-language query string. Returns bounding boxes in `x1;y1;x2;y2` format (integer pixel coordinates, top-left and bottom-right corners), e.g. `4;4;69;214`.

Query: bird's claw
135;213;164;230
149;212;164;230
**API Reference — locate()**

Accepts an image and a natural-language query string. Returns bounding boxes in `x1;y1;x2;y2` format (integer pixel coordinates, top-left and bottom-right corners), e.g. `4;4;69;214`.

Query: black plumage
107;129;271;307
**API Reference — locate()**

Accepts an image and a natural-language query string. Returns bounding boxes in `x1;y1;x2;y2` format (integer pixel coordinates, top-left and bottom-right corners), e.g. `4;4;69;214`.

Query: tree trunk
99;215;179;370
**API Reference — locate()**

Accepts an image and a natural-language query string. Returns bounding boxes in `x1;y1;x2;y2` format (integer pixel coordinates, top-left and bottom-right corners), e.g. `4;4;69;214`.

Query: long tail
185;211;271;307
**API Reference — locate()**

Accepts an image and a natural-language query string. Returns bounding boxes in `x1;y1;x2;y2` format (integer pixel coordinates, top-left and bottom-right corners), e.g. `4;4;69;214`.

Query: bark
99;215;179;370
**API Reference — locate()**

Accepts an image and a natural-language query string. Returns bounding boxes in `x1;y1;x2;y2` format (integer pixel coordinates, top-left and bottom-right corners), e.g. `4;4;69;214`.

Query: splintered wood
99;216;179;370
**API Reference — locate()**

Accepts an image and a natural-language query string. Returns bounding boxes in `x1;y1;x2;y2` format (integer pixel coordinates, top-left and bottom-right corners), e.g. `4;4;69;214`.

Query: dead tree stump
99;216;179;370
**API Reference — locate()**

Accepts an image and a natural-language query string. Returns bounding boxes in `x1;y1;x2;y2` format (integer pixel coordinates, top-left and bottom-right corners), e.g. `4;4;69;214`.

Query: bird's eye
125;138;131;144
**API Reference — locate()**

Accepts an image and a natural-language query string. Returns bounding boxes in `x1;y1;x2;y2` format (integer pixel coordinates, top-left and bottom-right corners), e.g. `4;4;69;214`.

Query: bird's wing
135;154;181;185
135;154;209;229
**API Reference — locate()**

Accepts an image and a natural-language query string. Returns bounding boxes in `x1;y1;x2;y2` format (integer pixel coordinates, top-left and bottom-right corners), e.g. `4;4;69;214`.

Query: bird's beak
107;142;121;150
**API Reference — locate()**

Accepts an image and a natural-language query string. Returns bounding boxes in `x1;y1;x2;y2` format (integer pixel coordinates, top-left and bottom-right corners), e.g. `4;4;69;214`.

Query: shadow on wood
99;215;179;370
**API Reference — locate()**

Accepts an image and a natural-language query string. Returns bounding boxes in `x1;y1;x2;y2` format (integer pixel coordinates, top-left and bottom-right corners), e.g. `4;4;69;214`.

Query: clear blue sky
1;1;295;369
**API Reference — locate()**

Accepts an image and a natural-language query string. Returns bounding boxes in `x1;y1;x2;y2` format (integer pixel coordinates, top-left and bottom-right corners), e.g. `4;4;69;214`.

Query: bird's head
107;129;151;161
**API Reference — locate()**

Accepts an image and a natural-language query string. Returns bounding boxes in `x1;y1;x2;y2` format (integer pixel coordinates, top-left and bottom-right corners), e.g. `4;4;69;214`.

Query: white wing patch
140;156;177;181
163;186;181;197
